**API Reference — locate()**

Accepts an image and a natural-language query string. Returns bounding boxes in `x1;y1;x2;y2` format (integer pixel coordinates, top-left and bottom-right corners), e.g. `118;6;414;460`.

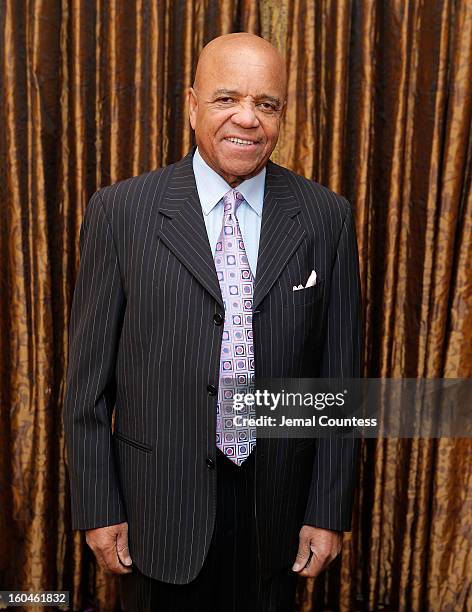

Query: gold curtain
1;1;471;610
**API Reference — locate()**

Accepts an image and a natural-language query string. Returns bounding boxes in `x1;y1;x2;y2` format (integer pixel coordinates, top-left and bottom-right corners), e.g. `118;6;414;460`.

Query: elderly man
64;32;362;611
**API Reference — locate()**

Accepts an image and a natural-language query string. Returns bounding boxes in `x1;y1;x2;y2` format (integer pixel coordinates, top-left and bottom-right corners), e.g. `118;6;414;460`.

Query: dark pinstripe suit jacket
63;145;362;584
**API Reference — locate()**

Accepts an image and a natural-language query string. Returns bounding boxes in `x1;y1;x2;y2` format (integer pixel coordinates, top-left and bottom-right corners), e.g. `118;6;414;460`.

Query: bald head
188;33;288;187
193;33;287;97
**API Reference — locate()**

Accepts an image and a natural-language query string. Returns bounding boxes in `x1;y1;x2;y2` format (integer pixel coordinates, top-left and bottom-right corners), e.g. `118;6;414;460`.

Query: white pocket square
293;270;317;291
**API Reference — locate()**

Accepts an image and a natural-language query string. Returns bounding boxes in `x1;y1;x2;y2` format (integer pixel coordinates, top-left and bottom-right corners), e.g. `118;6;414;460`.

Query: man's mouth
224;137;260;147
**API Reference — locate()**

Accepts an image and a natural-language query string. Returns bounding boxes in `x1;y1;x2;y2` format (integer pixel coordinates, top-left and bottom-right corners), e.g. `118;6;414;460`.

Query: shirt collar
192;146;266;217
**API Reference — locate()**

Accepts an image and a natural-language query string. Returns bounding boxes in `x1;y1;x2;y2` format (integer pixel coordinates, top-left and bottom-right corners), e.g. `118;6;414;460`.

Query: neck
228;176;244;188
196;148;264;188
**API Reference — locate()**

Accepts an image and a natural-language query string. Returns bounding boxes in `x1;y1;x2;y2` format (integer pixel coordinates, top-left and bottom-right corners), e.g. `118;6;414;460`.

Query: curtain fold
1;1;471;610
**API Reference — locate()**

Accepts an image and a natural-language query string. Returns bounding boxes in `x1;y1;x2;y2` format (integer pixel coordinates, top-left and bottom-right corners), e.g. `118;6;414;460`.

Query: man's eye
259;102;276;111
218;97;234;103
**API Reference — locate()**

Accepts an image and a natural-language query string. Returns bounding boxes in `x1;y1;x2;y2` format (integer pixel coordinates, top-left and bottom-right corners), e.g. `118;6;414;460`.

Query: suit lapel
253;160;306;310
155;148;306;311
156;147;224;307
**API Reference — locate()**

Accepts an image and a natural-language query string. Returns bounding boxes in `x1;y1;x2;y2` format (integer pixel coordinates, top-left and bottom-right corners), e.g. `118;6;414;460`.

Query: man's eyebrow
212;88;282;106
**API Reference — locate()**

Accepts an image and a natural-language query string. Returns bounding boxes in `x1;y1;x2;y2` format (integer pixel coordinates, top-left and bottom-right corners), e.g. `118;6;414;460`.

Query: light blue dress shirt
192;146;266;278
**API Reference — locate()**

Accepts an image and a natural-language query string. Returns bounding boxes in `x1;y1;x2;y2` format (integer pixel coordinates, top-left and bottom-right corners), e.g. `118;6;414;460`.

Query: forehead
199;50;285;93
210;86;280;99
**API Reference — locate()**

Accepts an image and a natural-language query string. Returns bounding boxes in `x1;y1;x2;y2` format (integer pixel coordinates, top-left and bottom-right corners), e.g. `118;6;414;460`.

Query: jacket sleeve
303;199;363;531
63;189;127;530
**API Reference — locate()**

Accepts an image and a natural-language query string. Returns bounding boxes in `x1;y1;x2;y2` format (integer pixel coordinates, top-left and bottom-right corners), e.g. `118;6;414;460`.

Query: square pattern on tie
214;189;256;466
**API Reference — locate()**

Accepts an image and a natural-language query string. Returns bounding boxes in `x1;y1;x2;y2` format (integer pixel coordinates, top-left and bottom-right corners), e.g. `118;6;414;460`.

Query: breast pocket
284;280;325;308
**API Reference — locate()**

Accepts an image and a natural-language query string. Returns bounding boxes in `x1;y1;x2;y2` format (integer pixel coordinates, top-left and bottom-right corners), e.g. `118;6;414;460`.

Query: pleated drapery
1;1;471;610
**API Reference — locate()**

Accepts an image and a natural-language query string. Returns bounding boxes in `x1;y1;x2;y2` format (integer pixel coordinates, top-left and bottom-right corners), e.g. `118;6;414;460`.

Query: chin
223;160;262;177
226;164;257;175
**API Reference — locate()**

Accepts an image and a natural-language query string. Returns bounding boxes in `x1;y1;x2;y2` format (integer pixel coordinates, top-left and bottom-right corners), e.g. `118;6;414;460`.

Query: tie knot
223;189;244;215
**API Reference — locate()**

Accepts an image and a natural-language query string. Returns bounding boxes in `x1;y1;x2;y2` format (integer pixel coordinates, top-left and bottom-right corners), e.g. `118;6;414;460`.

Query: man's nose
231;103;260;129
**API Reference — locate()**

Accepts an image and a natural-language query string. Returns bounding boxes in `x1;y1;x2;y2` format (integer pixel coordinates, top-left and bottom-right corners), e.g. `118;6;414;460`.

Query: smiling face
188;34;287;187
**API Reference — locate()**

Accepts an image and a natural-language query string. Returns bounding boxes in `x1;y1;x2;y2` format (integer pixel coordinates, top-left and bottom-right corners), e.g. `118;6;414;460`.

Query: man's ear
188;87;198;130
280;99;287;121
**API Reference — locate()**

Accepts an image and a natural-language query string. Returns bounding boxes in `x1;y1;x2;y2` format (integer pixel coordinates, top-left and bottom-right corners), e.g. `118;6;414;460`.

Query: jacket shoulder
87;161;180;225
272;162;351;219
96;165;168;204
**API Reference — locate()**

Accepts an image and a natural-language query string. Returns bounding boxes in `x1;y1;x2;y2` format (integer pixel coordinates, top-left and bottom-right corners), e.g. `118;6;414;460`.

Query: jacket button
206;457;215;469
207;384;217;396
213;313;224;325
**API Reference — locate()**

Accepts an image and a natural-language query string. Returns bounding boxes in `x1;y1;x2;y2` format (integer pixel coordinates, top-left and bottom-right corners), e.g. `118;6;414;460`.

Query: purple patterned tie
214;189;256;466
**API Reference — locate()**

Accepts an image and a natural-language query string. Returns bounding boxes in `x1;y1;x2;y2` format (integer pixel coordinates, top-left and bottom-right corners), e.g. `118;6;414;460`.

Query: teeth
226;137;256;145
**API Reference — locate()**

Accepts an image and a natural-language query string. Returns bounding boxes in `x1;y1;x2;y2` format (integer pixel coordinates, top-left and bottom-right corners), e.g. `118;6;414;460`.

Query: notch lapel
253;160;306;310
156;147;223;307
155;150;306;311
